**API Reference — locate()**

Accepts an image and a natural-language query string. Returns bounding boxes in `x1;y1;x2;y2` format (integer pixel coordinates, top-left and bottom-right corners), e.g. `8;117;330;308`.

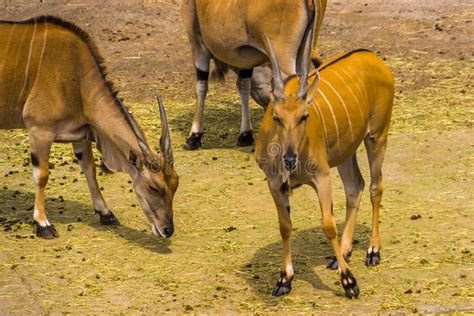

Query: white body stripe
32;23;48;89
340;66;369;106
6;27;28;106
313;100;328;141
18;21;38;105
318;89;340;149
0;24;16;79
329;69;364;119
320;77;354;141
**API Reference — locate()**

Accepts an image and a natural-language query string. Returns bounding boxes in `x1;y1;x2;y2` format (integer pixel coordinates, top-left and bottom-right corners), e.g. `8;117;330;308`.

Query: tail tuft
210;59;229;82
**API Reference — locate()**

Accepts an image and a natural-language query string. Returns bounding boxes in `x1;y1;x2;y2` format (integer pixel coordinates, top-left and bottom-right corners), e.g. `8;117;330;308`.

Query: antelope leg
327;154;365;270
184;50;210;150
314;171;359;298
236;68;254;146
268;180;293;297
29;129;58;239
364;134;387;266
72;141;119;226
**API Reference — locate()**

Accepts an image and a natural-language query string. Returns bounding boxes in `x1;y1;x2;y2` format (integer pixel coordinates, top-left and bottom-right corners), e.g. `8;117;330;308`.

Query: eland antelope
255;32;394;298
181;0;326;150
0;16;178;239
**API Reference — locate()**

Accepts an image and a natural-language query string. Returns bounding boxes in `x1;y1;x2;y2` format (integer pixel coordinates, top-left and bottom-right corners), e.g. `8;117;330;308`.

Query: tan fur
180;0;325;148
255;49;394;297
0;16;178;239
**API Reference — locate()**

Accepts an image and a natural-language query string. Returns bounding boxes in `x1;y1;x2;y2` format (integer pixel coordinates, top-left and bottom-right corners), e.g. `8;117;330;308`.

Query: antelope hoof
35;222;59;239
341;270;359;299
96;210;120;226
365;248;381;266
272;272;292;297
237;131;254;146
183;133;202;150
326;251;352;270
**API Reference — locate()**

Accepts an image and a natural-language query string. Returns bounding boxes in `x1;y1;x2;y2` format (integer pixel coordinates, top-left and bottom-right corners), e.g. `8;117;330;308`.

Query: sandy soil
0;0;473;314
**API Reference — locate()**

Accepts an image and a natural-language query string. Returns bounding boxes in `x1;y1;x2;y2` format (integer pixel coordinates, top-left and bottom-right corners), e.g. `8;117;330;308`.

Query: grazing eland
255;31;394;297
0;16;178;239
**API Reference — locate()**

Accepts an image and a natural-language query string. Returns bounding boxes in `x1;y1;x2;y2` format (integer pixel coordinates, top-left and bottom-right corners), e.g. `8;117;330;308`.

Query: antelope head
263;28;320;174
126;95;178;238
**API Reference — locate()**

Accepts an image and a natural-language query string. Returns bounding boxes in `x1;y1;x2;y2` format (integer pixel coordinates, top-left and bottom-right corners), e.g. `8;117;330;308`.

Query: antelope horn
296;1;317;100
263;33;284;101
156;93;173;167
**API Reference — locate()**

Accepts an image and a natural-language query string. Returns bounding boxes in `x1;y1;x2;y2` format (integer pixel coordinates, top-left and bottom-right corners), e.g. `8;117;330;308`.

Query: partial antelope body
0;16;178;239
250;0;327;108
255;36;394;297
180;0;326;150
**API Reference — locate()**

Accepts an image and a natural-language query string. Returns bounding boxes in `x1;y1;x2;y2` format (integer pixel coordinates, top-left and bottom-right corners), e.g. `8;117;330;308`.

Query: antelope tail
210;58;230;82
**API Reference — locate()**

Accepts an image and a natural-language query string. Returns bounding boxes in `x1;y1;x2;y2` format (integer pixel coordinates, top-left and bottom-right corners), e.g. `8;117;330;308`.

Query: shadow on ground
0;189;171;254
240;224;370;302
169;99;265;151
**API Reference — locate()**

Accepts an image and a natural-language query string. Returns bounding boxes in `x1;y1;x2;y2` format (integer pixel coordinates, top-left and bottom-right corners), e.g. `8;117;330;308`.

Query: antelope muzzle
283;151;298;172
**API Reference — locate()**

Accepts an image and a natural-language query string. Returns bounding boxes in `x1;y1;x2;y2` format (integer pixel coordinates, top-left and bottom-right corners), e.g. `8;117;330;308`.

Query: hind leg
72;142;119;225
236;68;254;146
182;1;211;150
184;49;210;150
327;154;365;270
29;129;58;239
364;132;388;266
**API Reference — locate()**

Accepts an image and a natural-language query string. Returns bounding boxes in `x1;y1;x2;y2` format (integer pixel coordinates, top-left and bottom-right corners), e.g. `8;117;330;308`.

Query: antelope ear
305;70;320;106
129;149;143;171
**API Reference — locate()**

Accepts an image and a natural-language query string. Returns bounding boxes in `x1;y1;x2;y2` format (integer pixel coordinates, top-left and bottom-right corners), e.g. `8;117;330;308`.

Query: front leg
314;171;360;299
268;180;293;296
72;142;119;226
236;69;254;146
29;130;58;239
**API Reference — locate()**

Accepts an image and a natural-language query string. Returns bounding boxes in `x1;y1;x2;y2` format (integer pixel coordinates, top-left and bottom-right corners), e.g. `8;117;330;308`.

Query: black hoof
237;131;254;147
35;222;59;239
96;210;120;226
365;248;381;266
326;251;352;270
183;133;203;150
272;272;293;297
341;270;359;299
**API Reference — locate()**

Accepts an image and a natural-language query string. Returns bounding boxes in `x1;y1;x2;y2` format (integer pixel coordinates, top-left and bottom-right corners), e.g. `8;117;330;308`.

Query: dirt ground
0;0;473;314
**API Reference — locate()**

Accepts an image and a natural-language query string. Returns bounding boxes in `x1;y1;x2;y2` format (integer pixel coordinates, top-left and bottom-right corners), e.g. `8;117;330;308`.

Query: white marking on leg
191;80;208;134
0;24;16;78
318;89;340;150
18;21;38;105
32;22;48;89
329;69;364;119
32;165;47;226
237;77;252;133
320;78;354;141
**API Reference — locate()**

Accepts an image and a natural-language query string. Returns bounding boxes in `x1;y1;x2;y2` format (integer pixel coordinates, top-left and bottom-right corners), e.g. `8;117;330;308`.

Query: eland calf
255;33;394;297
181;0;325;149
0;16;178;239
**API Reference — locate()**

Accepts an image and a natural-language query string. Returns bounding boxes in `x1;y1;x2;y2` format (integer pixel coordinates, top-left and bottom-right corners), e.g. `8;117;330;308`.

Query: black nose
163;225;174;238
283;152;298;171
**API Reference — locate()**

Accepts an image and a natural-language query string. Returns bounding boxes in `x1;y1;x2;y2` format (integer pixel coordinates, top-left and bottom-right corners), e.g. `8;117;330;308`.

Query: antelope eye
273;116;281;124
148;185;162;194
299;114;309;124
